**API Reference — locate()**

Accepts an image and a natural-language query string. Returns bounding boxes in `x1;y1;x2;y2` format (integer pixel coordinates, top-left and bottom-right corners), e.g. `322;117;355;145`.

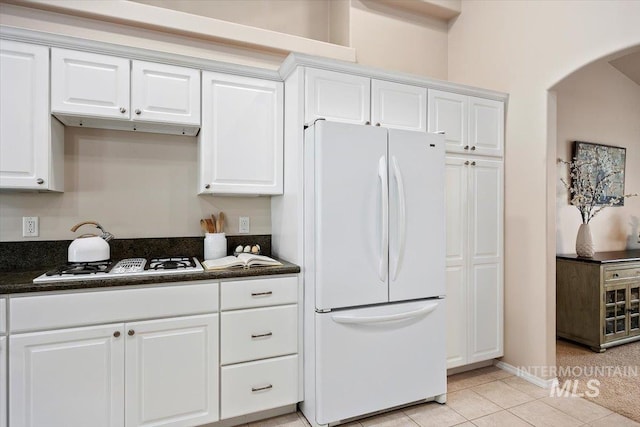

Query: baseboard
495;360;557;389
447;359;494;375
200;404;297;427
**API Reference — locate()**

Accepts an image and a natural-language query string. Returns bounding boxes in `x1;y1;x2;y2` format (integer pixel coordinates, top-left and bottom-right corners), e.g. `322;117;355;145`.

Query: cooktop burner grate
45;260;112;276
147;256;197;270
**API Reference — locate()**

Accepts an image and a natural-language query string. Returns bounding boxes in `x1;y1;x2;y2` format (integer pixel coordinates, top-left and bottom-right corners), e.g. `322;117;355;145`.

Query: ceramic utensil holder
204;233;227;260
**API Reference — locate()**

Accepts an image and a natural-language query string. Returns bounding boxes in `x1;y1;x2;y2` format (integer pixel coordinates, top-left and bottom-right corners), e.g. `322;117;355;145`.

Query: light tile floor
244;366;640;427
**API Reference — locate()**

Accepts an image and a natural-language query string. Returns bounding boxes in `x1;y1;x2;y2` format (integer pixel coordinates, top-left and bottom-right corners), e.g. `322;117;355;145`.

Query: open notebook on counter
202;253;283;270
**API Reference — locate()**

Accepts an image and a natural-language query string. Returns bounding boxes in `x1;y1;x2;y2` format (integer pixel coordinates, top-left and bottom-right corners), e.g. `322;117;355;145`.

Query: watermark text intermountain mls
516;365;638;398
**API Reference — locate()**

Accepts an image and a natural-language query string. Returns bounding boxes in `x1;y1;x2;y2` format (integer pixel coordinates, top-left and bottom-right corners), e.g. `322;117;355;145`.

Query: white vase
204;232;227;260
576;223;595;257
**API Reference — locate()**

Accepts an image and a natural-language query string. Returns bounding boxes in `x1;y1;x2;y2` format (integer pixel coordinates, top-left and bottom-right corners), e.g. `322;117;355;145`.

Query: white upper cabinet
304;68;370;125
131;60;200;126
469;97;504;158
51;48;200;135
371;80;427;132
428;90;467;152
51;48;130;119
428;89;503;157
0;40;64;191
199;71;283;195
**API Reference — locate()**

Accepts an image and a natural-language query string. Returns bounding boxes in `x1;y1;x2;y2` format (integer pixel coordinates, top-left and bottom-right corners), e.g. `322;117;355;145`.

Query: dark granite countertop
0;259;300;294
556;249;640;264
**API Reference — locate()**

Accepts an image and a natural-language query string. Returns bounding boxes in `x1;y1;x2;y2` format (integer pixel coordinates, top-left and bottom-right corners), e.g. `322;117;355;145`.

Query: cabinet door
371;80;427;131
51;48;130;119
200;72;283;195
469;97;504;157
0;40;52;190
10;324;125;427
603;284;630;342
131;61;200;126
468;159;503;362
0;336;5;427
428;89;468;153
125;314;219;427
305;68;370;125
445;157;469;368
629;283;640;337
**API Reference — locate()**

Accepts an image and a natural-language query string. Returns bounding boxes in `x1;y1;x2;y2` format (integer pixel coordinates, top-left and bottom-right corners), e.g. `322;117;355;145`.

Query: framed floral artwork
573;141;626;206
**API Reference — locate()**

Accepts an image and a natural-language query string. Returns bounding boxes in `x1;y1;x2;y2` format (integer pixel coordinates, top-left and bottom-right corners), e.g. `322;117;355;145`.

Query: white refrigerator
301;121;447;427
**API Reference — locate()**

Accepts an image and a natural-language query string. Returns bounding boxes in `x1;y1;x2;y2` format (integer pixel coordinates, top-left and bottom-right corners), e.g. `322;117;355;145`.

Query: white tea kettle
68;221;114;262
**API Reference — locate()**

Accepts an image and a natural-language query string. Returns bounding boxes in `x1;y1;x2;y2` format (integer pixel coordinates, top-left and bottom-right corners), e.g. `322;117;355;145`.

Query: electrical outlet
23;216;39;237
239;216;250;234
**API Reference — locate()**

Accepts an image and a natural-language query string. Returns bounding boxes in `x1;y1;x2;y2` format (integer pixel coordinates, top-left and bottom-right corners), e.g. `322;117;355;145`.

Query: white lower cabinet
9;324;125;427
221;355;298;420
125;315;219;427
219;276;299;420
8;282;220;427
0;336;6;427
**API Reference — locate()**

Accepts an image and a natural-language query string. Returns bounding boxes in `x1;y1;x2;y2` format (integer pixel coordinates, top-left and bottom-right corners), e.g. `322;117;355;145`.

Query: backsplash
0;235;272;271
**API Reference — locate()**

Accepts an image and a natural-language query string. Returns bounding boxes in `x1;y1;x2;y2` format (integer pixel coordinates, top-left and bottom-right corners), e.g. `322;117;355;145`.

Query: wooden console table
556;250;640;352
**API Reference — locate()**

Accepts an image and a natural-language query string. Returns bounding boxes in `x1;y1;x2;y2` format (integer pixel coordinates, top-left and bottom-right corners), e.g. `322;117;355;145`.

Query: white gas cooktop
33;256;204;283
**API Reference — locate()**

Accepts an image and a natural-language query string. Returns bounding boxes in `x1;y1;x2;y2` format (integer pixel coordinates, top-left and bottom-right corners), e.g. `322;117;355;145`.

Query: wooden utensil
200;219;208;234
205;218;215;233
211;214;218;233
218;212;225;233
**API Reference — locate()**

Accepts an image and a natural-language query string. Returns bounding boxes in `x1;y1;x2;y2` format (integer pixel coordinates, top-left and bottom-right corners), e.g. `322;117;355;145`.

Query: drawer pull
251;384;273;392
613;273;620;278
251;291;273;297
251;332;273;339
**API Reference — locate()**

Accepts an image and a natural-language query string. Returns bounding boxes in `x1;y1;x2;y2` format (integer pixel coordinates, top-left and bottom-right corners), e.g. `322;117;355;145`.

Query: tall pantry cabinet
428;89;505;368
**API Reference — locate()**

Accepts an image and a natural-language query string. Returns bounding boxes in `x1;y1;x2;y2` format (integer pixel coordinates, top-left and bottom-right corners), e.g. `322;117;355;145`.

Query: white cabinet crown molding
279;52;509;103
0;25;282;82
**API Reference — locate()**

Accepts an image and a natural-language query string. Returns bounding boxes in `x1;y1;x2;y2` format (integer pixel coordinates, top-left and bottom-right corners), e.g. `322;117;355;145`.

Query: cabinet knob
120;107;127;114
135;109;141;115
36;178;44;185
464;161;470;165
471;161;476;166
471;146;476;151
205;184;211;190
365;121;371;125
464;145;469;150
113;331;121;338
613;273;619;278
375;123;381;127
128;329;135;336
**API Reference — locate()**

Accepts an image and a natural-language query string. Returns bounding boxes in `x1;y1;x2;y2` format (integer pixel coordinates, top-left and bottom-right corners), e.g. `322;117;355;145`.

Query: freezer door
308;121;389;310
388;130;445;301
315;299;446;425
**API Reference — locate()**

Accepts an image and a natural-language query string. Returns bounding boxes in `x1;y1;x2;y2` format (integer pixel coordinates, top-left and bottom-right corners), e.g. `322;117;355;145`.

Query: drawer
10;281;218;332
221;304;297;365
221;354;298;420
604;265;640;282
0;298;5;333
221;276;297;310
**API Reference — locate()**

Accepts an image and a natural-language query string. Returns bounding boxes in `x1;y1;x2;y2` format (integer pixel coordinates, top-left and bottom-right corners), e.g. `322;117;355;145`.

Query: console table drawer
604;265;640;282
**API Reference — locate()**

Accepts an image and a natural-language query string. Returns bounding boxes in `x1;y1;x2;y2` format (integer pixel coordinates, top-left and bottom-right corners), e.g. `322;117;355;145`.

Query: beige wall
130;0;332;43
447;0;640;377
0;128;271;241
555;60;640;253
350;0;448;79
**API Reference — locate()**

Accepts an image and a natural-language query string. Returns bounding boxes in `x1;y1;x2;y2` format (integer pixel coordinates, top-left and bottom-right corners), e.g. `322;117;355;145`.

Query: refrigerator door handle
331;301;438;325
391;156;406;281
378;156;389;282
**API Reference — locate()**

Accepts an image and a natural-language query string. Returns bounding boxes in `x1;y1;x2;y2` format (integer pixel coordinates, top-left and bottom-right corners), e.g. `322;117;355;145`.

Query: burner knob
113;331;121;338
128;329;135;336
